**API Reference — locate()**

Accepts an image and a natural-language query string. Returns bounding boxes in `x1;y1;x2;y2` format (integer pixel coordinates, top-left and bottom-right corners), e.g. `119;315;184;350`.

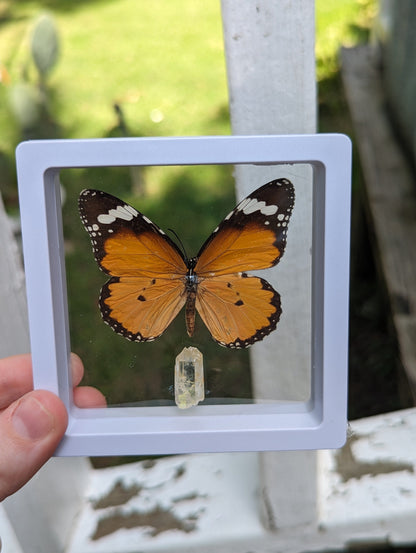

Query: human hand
0;353;105;501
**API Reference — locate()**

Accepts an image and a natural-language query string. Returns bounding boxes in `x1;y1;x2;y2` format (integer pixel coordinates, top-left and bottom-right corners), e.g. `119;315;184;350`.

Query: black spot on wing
99;278;157;343
215;277;282;349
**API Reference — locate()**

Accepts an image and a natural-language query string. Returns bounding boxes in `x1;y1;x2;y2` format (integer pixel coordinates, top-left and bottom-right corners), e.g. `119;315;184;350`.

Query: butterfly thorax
185;257;198;337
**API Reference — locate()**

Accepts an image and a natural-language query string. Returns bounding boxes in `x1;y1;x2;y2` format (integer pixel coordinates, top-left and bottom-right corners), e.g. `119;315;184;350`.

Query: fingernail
12;395;54;440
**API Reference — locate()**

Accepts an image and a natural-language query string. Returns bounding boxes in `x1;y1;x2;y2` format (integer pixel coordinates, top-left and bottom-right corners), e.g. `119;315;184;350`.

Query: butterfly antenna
167;228;189;263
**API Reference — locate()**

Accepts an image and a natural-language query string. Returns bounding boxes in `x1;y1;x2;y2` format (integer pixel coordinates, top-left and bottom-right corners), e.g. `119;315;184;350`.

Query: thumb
0;390;68;501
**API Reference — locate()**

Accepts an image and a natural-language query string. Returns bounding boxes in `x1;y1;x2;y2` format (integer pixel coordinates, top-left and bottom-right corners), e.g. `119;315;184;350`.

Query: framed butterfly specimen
16;134;351;455
78;179;295;349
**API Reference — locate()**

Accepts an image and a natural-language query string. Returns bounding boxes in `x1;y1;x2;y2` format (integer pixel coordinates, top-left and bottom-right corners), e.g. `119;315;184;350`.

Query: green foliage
3;12;61;140
316;0;375;81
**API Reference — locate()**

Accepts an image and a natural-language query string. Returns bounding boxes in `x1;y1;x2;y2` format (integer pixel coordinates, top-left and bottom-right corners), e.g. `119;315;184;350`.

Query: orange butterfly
78;178;295;348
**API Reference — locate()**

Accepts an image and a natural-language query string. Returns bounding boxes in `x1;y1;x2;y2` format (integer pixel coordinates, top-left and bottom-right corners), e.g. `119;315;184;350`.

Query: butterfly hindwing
196;273;281;348
100;276;186;342
78;189;188;342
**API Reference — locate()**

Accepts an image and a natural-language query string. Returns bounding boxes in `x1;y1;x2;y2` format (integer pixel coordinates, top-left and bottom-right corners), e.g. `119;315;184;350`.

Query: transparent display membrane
61;163;313;409
17;134;351;454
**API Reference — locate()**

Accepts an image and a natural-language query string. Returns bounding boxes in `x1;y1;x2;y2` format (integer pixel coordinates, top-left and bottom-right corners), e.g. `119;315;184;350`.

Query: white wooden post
221;0;317;528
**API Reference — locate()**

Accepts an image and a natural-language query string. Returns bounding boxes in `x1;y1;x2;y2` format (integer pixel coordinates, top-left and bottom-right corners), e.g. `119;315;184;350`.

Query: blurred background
0;0;411;432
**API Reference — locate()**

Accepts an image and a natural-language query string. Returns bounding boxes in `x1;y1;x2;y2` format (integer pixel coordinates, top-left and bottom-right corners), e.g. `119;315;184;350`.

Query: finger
73;386;107;408
0;352;96;391
0;353;89;411
0;390;68;501
70;352;85;387
70;354;107;406
0;354;33;410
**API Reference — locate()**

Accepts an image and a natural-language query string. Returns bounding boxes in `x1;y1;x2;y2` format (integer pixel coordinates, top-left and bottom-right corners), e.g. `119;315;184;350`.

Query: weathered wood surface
381;1;416;166
67;408;416;552
341;45;416;398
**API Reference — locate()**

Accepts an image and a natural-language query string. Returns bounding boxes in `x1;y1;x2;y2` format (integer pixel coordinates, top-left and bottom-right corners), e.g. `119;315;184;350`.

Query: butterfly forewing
194;178;295;276
192;178;294;347
79;189;187;277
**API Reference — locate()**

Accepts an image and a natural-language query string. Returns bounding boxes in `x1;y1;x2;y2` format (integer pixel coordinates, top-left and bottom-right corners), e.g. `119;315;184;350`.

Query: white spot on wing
236;198;250;211
97;205;136;224
97;214;115;224
260;204;278;215
241;198;278;216
125;205;138;216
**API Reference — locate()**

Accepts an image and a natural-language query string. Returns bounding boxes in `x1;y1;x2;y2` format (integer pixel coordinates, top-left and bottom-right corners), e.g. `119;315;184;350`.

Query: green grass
0;0;228;140
1;0;375;158
0;1;376;412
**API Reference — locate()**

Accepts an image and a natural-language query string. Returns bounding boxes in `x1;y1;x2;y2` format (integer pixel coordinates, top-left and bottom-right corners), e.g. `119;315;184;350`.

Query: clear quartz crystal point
175;347;204;409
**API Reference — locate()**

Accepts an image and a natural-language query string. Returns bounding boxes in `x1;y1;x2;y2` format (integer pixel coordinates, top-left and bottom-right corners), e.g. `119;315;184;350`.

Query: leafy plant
30;13;60;88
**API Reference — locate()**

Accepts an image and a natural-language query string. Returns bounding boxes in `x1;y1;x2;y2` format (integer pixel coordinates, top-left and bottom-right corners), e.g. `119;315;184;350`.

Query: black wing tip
253;177;295;206
78;188;99;201
79;188;105;196
78;188;122;210
78;189;103;216
264;177;295;191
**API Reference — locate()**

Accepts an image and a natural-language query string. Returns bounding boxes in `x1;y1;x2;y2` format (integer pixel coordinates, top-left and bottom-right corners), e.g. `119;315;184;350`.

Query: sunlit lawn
0;0;228;144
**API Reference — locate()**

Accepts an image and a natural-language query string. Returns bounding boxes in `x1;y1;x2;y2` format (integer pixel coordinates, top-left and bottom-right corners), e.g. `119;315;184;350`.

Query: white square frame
16;134;351;455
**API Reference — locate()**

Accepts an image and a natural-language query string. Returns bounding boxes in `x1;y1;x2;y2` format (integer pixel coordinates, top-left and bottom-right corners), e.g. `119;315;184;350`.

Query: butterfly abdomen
185;271;198;337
